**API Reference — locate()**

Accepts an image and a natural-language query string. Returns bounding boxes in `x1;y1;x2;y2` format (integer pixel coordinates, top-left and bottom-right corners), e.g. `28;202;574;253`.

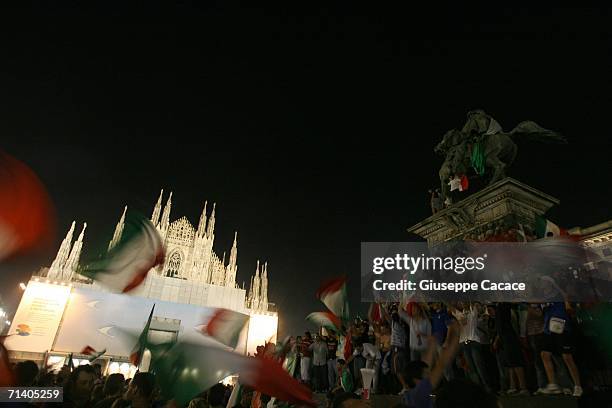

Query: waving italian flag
306;311;342;333
80;345;106;362
130;305;155;366
148;340;314;407
536;216;568;239
199;308;249;349
316;276;349;322
82;212;164;293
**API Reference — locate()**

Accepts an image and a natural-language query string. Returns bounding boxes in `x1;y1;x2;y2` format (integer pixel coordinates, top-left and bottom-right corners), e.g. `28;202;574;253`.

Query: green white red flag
316;276;349;322
130;305;155;366
147;340;314;407
81;212;164;293
536;216;568;239
306;311;342;334
199;309;249;349
80;345;106;362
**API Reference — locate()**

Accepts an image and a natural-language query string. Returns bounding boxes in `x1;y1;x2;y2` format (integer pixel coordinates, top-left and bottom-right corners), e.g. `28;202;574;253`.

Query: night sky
2;4;611;336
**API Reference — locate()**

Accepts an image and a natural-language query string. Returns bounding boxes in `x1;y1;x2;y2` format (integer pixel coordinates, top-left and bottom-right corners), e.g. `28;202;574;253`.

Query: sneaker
563;388;572;396
516;389;530;397
541;383;562;395
533;388;546;395
506;388;518;395
573;386;583;397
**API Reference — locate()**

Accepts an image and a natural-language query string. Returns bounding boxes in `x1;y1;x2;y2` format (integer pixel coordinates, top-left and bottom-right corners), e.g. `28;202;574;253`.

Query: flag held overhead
316;276;350;322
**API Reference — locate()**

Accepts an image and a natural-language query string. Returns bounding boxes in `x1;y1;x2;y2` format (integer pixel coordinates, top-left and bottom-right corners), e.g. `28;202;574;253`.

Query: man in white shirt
451;302;491;391
309;334;329;392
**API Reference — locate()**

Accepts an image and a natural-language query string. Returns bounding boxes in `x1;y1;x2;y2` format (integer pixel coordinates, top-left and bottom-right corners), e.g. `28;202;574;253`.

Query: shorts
392;346;407;374
500;335;524;367
539;332;574;354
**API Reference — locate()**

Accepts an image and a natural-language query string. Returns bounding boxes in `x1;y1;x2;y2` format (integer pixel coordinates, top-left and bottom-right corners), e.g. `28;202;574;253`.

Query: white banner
53;286;245;356
5;281;71;353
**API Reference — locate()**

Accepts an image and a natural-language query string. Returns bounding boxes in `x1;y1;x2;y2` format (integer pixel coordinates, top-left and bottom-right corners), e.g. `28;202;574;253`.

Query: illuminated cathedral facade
45;189;270;312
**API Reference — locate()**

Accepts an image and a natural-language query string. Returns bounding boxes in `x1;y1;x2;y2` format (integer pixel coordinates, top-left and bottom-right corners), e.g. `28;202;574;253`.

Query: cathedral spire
197;201;208;237
247;275;254;307
225;231;238;288
151;189;163;226
48;221;76;279
160;191;173;231
228;232;238;269
108;206;127;251
65;223;87;280
252;260;261;310
206;202;216;237
260;261;268;311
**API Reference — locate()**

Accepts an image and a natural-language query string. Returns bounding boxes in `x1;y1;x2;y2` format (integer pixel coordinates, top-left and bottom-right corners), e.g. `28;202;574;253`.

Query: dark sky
1;4;611;336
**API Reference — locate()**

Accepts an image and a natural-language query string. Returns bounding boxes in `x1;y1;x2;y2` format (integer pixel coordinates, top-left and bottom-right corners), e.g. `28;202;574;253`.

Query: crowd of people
3;299;610;407
5;358;271;407
290;300;611;407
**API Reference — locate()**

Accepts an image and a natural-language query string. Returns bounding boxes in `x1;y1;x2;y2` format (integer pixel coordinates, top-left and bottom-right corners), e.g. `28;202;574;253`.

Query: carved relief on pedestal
408;178;559;245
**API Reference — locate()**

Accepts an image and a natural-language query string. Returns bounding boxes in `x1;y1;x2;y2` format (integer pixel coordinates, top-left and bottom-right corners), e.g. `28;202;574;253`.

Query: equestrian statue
434;110;566;203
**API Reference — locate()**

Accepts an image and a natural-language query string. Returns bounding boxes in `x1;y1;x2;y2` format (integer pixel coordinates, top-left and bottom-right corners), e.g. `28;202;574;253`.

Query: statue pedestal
408;178;559;245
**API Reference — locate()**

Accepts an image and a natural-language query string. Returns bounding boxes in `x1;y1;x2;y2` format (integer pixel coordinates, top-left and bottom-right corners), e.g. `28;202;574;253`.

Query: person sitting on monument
429;189;443;214
333;358;355;394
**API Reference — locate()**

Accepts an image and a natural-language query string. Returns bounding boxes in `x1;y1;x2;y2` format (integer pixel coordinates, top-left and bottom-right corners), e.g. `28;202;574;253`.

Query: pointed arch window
166;252;182;278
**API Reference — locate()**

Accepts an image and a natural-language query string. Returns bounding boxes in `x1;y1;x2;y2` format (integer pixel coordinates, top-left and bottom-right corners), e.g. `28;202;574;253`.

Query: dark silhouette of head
15;360;39;386
103;373;125;397
208;383;226;407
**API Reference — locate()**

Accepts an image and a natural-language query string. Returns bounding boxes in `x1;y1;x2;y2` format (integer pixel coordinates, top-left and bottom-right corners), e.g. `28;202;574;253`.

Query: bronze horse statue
435;112;565;203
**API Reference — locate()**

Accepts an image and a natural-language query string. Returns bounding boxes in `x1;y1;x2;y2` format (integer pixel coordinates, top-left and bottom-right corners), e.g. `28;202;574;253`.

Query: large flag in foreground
0;339;14;386
199;308;249;349
148;340;314;407
316;276;349;322
81;212;164;293
0;152;54;261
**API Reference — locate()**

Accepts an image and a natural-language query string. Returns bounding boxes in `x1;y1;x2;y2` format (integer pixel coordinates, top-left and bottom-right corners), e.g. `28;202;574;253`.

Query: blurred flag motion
147;340;313;407
199;308;249;349
80;345;106;362
316;276;350;322
80;212;164;293
0;151;55;261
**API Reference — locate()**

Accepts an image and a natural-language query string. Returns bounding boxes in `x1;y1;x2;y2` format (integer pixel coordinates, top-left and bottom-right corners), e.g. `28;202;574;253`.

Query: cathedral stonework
44;189;270;313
